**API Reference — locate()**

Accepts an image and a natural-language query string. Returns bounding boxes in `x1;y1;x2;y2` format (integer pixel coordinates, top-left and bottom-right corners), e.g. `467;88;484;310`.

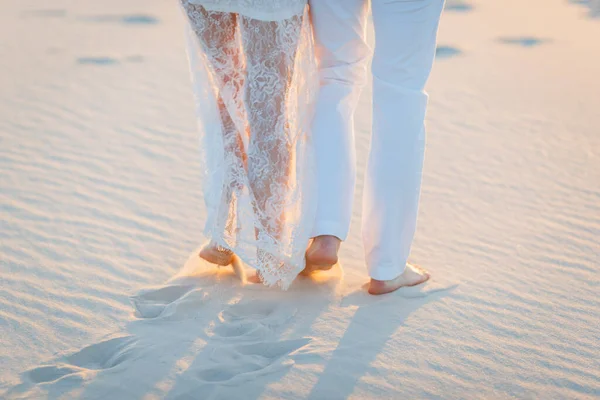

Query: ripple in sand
21;9;67;18
124;55;145;63
77;57;119;66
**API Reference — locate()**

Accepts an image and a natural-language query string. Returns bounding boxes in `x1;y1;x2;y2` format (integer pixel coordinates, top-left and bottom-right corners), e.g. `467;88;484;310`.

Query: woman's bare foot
303;235;341;275
368;264;430;295
248;270;263;284
199;242;234;266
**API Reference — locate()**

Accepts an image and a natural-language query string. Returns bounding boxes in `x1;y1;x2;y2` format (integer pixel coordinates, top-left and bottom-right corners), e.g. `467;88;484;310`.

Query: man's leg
305;0;370;272
364;0;444;294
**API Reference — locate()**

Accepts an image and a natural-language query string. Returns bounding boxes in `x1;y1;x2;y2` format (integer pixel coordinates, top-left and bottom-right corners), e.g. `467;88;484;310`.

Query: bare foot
248;271;263;284
368;264;430;295
199;242;234;266
303;235;341;275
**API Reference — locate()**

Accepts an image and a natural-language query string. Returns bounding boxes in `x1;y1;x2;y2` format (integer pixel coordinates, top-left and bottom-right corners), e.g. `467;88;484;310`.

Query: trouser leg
309;0;370;241
364;0;444;280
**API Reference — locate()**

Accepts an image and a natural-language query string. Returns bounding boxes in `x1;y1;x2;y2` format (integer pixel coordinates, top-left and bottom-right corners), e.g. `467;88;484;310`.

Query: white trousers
309;0;445;280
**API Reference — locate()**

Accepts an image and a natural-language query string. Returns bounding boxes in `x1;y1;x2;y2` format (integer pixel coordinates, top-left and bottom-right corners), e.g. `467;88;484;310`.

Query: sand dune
1;0;599;398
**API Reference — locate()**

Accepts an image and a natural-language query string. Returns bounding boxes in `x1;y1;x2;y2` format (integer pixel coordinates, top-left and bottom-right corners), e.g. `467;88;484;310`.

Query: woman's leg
181;1;247;263
240;15;303;267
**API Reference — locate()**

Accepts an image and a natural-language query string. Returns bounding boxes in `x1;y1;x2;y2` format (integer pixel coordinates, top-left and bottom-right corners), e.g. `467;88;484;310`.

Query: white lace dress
179;0;318;288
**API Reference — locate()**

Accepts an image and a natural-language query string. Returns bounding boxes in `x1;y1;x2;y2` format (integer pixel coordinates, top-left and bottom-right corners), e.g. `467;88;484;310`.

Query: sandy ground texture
1;0;599;399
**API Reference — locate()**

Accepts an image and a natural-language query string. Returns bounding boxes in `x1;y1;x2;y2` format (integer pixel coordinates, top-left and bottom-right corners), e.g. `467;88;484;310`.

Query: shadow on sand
4;254;457;400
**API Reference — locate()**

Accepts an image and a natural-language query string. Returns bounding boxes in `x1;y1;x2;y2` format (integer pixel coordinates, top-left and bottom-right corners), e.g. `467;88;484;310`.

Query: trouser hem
368;263;408;281
311;221;349;241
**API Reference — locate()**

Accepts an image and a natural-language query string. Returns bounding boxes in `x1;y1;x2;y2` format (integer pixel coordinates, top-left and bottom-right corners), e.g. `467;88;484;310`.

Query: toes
410;271;430;287
409;264;429;276
248;271;263;284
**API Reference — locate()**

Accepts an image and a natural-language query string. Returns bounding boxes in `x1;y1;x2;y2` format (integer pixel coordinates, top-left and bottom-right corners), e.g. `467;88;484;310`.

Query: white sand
1;0;599;398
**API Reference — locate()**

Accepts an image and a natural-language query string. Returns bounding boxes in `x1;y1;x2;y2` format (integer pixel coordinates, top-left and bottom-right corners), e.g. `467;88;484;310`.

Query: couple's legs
310;0;444;290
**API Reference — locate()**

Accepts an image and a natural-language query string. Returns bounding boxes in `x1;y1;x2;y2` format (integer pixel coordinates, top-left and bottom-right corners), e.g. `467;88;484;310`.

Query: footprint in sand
498;37;549;47
568;0;600;17
26;365;82;384
65;336;137;369
196;338;311;384
77;56;145;66
79;14;160;25
234;338;311;359
196;361;268;383
209;299;297;340
436;46;462;59
444;1;474;12
212;319;270;339
24;336;137;384
222;299;279;321
131;284;209;321
77;57;119;66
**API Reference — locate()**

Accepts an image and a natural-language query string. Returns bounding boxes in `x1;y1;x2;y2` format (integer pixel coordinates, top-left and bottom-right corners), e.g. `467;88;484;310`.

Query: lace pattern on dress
180;0;317;289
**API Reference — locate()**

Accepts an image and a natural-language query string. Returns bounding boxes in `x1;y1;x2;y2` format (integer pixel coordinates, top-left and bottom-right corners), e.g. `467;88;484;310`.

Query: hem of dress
187;2;306;21
204;231;305;290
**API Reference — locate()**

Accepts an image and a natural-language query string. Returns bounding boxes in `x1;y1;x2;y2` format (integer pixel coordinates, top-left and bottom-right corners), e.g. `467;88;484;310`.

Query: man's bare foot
303;235;341;275
199;242;234;266
368;264;430;295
